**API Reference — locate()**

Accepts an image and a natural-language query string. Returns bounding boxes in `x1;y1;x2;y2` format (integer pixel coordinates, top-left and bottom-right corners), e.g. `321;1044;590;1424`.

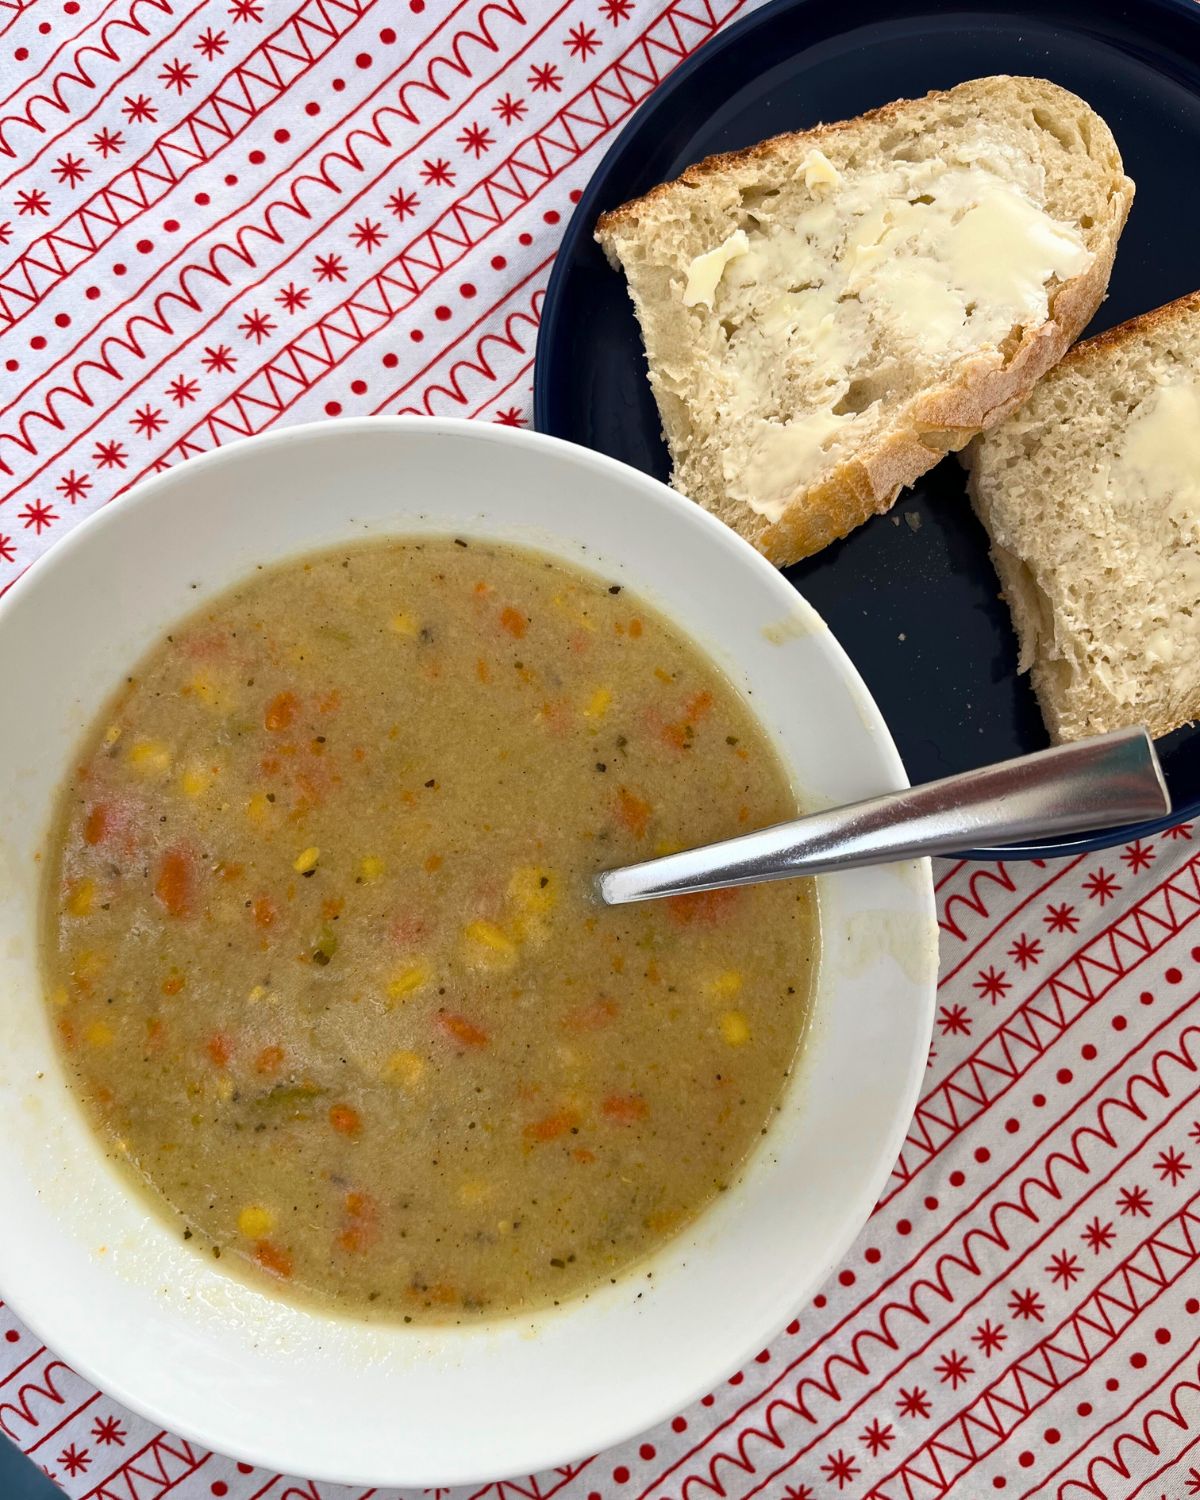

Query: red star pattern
494;92;527;124
15;188;50;216
782;1487;814;1500
420;158;455;187
1046;1249;1082;1287
820;1450;860;1489
91;1415;126;1446
1190;1120;1200;1145
195;25;228;58
970;1319;1006;1356
457;122;494;157
0;535;14;563
937;1003;971;1036
565;22;600;56
494;406;525;426
52;153;90;187
92;440;128;469
130;404;166;437
158;57;198;93
165;375;200;406
1187;1468;1200;1496
1007;1287;1046;1322
1117;1184;1153;1217
55;469;91;503
859;1418;895;1455
1081;1216;1115;1253
19;499;57;532
1007;932;1043;968
275;282;311;314
200;344;237;374
934;1349;973;1388
1163;823;1194;839
88;127;124;157
0;220;11;245
1044;901;1079;933
1082;867;1121;904
238;309;276;343
973;965;1010;1003
1121;839;1156;871
1154;1147;1191;1184
229;0;263;19
386;187;420;220
349;218;387;251
58;1444;90;1477
896;1385;931;1419
529;61;564;91
313;253;348;283
121;93;158;123
599;0;633;17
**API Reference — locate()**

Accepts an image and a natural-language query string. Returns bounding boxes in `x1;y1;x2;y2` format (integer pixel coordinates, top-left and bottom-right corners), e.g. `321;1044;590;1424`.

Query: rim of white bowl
0;416;938;1485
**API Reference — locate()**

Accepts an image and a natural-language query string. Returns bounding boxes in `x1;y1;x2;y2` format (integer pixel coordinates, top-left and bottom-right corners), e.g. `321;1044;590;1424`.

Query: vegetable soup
42;539;816;1322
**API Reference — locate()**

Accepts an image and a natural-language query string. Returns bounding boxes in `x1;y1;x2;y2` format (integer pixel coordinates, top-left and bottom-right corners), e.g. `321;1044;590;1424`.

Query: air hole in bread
1032;107;1078;151
832;379;882;416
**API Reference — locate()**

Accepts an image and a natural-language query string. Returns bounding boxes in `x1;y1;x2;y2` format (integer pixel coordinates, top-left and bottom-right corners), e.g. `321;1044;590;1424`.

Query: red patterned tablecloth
2;3;1200;1497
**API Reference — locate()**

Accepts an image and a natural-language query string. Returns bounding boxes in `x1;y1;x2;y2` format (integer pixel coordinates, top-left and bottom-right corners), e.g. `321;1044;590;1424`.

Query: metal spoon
596;725;1170;905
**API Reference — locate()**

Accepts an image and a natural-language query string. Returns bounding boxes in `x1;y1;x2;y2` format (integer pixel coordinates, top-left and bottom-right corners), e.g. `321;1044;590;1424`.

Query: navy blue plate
534;0;1200;860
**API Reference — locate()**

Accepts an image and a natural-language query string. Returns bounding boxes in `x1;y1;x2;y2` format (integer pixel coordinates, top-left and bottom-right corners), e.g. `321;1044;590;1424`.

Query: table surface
2;3;1199;1498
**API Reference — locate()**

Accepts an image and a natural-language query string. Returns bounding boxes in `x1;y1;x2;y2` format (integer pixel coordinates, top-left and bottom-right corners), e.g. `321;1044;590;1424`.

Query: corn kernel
583;687;612;719
719;1010;750;1046
66;878;96;917
49;985;69;1009
215;1074;234;1101
127;739;172;776
247;984;271;1004
245;792;271;825
389;611;418;636
387;963;431;1002
185;672;233;711
709;970;743;998
102;723;122;747
384;1049;426;1087
293;846;320;874
85;1020;114;1048
654;839;685;857
237;1205;274;1239
359;855;385;882
464;919;517;959
458;1179;490;1205
180;764;214;798
71;949;107;986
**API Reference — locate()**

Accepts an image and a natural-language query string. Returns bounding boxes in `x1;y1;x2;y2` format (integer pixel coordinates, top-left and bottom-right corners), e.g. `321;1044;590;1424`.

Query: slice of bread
966;291;1200;743
596;76;1133;566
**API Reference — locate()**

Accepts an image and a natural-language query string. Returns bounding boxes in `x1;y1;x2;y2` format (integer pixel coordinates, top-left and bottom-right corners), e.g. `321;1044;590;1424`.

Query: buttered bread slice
596;76;1133;565
966;292;1200;743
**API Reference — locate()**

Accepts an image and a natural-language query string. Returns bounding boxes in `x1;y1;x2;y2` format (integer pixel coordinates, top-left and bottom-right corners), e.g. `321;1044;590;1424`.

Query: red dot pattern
639;1443;656;1460
1166;967;1183;984
4;1329;18;1342
351;379;367;396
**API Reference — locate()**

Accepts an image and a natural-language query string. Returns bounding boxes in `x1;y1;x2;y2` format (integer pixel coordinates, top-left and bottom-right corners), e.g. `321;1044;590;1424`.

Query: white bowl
0;419;936;1486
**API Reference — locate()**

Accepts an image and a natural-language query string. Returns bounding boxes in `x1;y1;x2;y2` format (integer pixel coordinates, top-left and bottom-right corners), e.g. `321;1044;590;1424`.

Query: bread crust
966;289;1200;743
596;76;1134;567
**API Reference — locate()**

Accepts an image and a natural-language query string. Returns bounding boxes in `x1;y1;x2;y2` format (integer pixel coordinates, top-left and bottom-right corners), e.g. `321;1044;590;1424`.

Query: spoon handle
596;725;1171;905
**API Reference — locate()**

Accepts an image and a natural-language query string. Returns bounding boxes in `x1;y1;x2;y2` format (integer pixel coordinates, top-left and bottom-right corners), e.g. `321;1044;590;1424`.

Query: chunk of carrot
255;1044;284;1076
438;1013;489;1048
665;887;739;926
564;998;619;1032
154;849;192;917
685;690;713;722
83;804;110;846
205;1032;232;1068
264;692;298;732
602;1093;649;1125
254;1240;293;1279
252;896;276;929
524;1108;579;1143
499;606;527;638
329;1103;361;1136
616;787;651;839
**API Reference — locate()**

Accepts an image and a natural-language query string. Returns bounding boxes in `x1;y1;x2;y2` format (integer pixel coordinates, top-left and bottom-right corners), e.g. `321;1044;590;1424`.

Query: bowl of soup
0;418;936;1486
